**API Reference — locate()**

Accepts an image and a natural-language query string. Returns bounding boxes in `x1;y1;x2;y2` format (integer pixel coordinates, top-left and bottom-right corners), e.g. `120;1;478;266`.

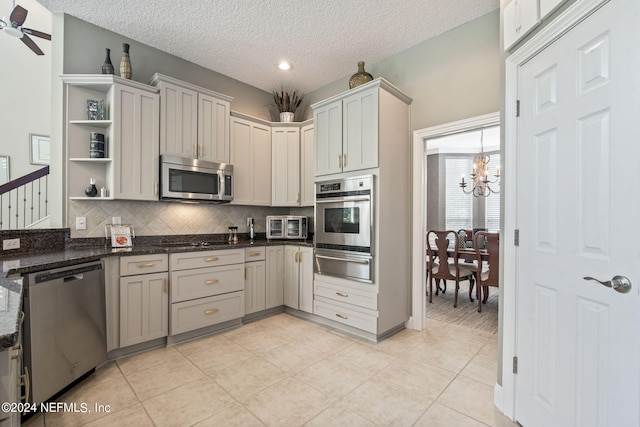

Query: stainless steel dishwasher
23;261;107;405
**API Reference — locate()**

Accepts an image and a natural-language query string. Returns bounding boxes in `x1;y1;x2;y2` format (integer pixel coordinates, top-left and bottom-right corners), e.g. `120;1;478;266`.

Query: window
484;152;501;231
445;157;473;230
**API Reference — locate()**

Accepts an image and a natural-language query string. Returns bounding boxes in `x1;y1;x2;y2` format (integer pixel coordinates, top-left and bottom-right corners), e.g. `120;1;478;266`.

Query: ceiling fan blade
21;34;44;55
22;28;51;40
9;5;27;26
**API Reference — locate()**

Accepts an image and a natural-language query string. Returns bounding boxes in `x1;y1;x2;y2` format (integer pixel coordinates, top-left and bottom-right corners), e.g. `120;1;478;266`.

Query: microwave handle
316;197;370;204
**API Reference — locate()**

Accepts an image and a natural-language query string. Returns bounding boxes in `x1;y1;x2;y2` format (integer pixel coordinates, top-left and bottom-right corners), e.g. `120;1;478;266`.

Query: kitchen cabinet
244;247;266;315
299;123;315;207
62;75;160;201
284;246;313;313
272;126;301;206
169;249;245;335
271;120;314;207
119;254;169;348
265;246;284;309
0;314;22;427
151;73;232;163
503;0;540;50
312;78;412;339
539;0;566;18
230;113;272;206
312;78;411;177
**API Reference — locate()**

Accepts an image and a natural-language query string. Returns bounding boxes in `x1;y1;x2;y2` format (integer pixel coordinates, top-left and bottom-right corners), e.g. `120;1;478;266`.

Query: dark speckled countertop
0;229;313;349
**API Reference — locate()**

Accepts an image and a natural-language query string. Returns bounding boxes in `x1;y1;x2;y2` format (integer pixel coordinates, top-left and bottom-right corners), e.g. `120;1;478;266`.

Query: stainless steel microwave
160;155;233;203
266;216;308;240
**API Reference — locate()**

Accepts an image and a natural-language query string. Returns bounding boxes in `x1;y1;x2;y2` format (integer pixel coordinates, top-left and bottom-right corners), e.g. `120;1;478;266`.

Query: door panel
515;1;640;426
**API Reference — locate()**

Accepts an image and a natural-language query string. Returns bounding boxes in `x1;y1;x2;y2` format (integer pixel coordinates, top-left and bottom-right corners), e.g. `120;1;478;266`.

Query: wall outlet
75;217;87;230
112;217;121;225
2;239;20;250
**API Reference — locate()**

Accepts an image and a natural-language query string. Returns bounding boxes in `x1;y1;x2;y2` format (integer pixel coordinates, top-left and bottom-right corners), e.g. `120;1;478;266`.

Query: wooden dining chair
474;231;499;312
426;230;476;307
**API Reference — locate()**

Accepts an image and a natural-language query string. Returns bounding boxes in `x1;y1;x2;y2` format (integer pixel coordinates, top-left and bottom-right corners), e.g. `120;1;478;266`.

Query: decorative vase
84;178;98;197
279;112;295;122
120;43;132;79
349;61;374;89
102;48;114;74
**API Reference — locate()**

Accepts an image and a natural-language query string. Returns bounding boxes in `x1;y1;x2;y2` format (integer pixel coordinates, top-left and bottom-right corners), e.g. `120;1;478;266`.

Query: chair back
475;231;499;287
427;230;460;281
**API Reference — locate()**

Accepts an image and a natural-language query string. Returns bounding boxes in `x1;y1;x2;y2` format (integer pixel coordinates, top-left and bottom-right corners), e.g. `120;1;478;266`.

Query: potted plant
272;89;303;122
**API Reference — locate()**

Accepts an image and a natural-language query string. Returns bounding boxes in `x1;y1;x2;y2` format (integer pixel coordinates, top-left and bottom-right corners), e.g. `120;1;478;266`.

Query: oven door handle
316;197;370;203
315;254;371;264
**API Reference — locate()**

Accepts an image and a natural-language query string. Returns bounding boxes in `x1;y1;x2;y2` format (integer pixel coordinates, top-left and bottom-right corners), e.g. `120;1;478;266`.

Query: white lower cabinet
0;322;22;427
313;276;378;333
284;246;313;313
244;247;266;315
266;246;284;309
169;249;245;335
119;254;169;348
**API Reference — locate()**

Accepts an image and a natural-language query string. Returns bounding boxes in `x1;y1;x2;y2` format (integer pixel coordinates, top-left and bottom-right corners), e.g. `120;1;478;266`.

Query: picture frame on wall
30;134;50;165
0;155;9;185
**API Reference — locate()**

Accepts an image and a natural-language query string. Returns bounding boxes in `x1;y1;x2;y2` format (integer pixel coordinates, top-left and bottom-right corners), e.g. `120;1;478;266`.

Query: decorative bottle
84;178;98;197
120;43;132;79
348;61;374;89
102;48;114;74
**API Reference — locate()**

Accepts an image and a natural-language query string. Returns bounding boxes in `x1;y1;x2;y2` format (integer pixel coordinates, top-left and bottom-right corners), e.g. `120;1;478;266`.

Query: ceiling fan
0;4;51;55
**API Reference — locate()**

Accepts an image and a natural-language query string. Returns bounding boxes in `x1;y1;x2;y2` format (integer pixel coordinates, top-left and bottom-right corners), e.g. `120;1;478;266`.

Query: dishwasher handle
63;274;84;282
33;262;103;284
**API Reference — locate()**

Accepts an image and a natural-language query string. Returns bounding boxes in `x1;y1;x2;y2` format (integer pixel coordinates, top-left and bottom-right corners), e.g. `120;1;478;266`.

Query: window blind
445;157;473;230
485;153;501;231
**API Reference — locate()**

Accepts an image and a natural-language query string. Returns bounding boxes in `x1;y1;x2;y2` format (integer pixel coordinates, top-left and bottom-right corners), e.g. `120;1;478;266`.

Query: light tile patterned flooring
23;314;518;426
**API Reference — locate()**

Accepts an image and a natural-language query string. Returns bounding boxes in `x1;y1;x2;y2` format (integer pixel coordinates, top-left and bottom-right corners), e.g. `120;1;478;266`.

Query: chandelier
459;129;500;197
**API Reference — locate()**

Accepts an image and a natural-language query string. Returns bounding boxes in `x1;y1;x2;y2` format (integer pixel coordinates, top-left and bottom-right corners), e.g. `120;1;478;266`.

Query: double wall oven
314;175;373;282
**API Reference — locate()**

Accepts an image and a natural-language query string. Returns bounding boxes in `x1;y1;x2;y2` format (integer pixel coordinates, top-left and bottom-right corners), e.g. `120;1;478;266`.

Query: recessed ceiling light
278;61;291;71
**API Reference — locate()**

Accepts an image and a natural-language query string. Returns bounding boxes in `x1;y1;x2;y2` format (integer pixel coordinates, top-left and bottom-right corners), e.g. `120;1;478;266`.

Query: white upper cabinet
230;114;272;206
503;0;540;50
299;123;315;207
312;78;409;177
272;126;301;206
539;0;566;19
151;73;232;163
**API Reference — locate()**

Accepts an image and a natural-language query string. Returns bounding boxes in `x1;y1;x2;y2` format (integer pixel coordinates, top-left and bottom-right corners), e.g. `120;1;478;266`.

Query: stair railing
0;166;50;230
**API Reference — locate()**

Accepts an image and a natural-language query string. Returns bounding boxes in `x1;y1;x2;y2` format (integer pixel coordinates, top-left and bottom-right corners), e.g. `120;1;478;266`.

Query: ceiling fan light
278;61;291;71
4;26;23;38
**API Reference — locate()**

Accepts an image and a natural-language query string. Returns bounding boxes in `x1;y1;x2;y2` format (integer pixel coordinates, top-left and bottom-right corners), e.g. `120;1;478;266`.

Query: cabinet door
158;81;198;158
198;93;230;163
112;84;160;200
245;260;266;315
230;117;271;206
266;246;284;309
540;0;566;19
342;88;378;172
314;101;343;176
298;246;314;314
272;127;301;206
120;272;168;347
300;124;315;207
283;246;299;309
503;0;540;50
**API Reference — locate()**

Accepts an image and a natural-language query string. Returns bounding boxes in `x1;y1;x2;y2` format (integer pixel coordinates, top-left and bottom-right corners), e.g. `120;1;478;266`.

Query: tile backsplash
69;200;313;238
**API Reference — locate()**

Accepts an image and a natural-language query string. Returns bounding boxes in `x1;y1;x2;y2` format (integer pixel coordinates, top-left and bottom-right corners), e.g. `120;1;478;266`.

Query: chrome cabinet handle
583;275;632;294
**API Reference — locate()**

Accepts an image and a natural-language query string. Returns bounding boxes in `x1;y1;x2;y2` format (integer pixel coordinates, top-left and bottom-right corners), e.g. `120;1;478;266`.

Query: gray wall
307;10;500;131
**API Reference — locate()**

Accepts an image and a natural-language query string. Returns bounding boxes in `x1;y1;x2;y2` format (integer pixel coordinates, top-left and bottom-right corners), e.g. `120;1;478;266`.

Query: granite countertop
0;236;313;349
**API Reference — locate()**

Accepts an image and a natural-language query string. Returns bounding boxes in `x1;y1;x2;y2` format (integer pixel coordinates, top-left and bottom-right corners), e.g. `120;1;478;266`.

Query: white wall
0;0;51;180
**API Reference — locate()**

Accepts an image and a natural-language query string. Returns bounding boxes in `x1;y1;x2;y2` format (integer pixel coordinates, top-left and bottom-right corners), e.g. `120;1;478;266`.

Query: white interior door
515;1;640;426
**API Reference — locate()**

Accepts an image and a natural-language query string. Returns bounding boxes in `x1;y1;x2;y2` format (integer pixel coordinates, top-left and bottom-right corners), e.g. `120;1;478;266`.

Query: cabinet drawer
171;264;244;302
170;249;245;271
314;278;377;310
120;254;168;276
314;296;378;334
245;246;265;261
170;291;244;335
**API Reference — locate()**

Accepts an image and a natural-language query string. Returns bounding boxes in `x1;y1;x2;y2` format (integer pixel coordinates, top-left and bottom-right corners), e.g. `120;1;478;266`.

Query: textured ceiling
35;0;498;94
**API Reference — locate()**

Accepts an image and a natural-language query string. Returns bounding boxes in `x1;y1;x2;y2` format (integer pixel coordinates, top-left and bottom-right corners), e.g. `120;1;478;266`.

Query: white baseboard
494;383;504;412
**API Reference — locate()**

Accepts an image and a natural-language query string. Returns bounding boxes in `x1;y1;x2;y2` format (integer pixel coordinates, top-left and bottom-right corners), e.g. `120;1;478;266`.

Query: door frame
502;0;608;420
409;111;500;332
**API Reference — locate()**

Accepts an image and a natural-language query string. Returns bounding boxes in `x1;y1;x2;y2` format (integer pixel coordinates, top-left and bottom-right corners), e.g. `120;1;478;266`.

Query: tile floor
22;314;518;426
